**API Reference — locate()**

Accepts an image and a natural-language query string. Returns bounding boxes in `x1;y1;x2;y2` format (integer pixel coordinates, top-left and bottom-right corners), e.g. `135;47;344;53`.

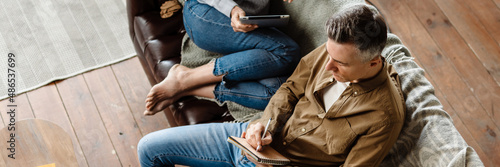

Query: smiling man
138;4;405;167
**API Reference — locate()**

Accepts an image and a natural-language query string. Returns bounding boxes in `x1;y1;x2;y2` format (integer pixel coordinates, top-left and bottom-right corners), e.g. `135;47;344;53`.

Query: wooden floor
0;57;169;167
371;0;500;166
1;0;499;166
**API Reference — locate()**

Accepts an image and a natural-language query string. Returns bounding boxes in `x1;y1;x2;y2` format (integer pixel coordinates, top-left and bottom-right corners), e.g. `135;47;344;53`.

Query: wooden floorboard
458;0;500;45
111;58;169;135
26;83;89;167
406;0;500;131
432;0;500;122
56;75;122;167
83;66;142;166
494;0;500;9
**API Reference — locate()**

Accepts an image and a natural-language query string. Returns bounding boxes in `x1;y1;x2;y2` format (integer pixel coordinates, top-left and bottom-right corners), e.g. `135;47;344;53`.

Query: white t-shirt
322;81;349;112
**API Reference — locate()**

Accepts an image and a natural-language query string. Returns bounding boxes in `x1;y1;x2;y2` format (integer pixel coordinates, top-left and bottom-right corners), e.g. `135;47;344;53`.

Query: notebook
227;136;290;165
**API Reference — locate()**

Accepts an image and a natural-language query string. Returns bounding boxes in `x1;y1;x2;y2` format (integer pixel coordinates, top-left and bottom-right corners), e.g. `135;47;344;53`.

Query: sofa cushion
180;35;223;68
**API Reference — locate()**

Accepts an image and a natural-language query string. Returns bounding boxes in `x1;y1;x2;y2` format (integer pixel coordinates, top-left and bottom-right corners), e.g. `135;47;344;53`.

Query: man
138;4;404;167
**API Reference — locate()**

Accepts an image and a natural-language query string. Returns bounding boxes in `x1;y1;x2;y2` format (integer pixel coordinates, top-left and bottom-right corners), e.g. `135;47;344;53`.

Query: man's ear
369;55;382;67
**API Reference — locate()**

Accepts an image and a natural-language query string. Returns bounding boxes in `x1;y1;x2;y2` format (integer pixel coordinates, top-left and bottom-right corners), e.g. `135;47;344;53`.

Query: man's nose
326;60;338;72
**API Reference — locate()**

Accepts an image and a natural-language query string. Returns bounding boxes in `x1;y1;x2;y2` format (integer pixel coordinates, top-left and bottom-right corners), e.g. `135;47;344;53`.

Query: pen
257;118;272;151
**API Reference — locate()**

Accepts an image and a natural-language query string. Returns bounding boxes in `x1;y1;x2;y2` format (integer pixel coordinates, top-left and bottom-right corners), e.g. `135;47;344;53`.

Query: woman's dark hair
326;4;387;62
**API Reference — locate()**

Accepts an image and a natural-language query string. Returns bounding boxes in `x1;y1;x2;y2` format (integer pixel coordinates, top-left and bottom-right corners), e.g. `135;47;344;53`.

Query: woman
144;0;299;115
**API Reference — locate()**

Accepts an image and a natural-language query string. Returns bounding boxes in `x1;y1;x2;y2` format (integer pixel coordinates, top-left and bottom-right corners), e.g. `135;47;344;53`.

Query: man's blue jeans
183;0;301;110
137;123;254;167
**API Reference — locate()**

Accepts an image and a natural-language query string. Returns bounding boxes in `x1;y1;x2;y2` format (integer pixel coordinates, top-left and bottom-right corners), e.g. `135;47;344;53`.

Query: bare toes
150;100;172;114
143;110;156;116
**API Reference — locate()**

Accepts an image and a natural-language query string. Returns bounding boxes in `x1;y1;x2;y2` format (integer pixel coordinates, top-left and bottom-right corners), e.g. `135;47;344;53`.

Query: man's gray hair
326;4;387;62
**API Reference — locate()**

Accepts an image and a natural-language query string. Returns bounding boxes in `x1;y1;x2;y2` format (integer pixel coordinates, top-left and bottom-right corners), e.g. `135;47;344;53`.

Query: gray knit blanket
178;0;484;166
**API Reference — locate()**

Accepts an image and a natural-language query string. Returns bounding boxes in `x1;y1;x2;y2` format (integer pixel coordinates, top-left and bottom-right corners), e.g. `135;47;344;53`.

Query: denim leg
183;0;300;109
183;0;301;81
215;76;288;110
137;123;254;167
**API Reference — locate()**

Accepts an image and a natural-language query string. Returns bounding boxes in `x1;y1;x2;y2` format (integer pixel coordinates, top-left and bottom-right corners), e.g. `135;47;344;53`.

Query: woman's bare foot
143;95;180;115
144;64;189;115
143;62;222;116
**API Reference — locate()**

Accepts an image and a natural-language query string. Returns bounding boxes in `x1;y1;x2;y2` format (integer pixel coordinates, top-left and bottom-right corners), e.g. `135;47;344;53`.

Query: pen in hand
256;118;271;151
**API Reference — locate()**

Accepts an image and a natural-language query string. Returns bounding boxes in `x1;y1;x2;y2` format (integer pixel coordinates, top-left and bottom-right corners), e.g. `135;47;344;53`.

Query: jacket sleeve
197;0;237;17
249;44;323;135
342;119;404;166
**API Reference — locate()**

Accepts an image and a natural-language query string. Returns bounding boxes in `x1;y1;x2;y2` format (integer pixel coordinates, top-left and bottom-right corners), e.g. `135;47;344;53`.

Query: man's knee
137;134;152;160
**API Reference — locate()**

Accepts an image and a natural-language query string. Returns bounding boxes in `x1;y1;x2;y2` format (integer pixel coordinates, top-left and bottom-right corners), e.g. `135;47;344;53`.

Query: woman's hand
230;6;258;32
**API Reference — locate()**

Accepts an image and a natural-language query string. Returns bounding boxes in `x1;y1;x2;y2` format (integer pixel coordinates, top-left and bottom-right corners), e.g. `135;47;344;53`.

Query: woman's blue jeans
183;0;301;110
137;123;254;167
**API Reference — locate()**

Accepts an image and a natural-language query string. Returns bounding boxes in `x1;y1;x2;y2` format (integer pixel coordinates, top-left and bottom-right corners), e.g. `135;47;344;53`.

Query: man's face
325;39;373;83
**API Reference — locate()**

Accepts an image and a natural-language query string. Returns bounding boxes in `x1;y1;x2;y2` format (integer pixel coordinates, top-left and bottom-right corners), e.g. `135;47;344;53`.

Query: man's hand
242;122;273;152
241;123;273;166
230;6;258;32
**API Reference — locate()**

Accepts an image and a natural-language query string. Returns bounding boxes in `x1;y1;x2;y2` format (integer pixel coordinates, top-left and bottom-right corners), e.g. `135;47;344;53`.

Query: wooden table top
0;119;78;167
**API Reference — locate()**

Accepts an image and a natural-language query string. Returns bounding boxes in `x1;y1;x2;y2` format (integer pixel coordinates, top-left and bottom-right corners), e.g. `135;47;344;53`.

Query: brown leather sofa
126;0;234;127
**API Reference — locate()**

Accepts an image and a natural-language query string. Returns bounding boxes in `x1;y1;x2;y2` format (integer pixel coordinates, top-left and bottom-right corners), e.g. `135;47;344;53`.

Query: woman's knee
272;42;301;74
269;36;301;65
285;41;301;64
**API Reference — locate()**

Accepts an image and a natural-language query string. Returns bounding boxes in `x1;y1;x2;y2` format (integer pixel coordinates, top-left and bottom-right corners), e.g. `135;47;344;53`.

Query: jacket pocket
323;118;357;155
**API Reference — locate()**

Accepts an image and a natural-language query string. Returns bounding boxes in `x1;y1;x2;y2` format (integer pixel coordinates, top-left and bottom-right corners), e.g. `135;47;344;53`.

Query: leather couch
126;0;234;127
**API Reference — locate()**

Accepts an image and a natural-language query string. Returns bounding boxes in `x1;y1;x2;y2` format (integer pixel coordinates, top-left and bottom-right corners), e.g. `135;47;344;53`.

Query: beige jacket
251;44;405;166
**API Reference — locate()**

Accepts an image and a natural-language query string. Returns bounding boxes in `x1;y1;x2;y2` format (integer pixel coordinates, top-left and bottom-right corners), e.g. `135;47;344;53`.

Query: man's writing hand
230;6;258;32
242;122;273;152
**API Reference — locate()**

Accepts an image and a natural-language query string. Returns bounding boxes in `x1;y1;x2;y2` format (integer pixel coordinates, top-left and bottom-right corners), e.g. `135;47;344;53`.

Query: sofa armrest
126;0;162;40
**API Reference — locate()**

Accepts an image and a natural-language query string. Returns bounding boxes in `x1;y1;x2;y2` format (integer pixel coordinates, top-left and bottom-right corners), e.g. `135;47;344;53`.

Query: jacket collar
349;60;388;95
315;58;388;95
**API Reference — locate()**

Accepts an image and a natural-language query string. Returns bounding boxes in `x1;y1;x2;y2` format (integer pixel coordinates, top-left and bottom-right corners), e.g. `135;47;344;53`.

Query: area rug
0;0;136;100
